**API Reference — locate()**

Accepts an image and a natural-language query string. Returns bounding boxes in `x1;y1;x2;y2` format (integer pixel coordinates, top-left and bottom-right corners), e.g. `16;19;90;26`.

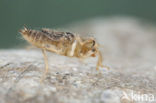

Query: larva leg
69;40;77;56
96;50;109;70
40;49;49;82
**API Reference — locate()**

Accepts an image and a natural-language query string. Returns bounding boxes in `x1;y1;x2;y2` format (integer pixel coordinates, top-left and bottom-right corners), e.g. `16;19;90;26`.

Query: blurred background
0;0;156;48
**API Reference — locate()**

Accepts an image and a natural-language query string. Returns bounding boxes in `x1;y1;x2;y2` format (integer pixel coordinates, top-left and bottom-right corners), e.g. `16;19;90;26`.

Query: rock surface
0;17;156;103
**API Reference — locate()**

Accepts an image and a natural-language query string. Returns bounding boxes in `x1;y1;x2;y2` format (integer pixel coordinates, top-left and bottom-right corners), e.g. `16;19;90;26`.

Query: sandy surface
0;17;156;103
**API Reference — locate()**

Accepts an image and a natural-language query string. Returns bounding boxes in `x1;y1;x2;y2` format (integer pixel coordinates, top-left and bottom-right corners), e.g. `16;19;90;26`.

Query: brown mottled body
20;28;74;56
20;27;107;81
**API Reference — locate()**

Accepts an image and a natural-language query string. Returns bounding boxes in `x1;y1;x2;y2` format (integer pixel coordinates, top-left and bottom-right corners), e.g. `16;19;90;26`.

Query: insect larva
20;27;108;81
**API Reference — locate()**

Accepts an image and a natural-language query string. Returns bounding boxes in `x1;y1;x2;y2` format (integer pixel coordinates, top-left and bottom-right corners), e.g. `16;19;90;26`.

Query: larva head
80;37;99;57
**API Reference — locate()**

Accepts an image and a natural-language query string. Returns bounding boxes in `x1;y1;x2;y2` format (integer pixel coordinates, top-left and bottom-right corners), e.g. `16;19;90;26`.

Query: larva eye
92;40;95;47
92;48;96;52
